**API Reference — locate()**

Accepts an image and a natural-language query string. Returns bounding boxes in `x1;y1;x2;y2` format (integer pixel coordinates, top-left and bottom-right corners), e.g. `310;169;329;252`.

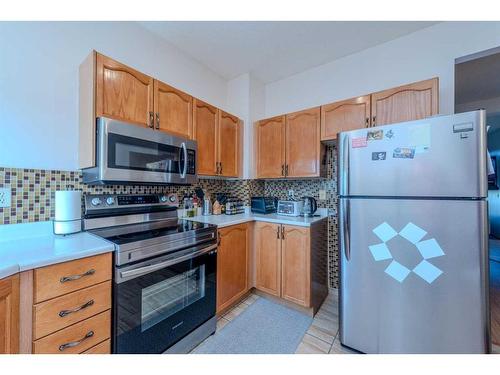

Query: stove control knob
168;195;177;203
91;197;102;207
106;197;115;206
160;195;168;203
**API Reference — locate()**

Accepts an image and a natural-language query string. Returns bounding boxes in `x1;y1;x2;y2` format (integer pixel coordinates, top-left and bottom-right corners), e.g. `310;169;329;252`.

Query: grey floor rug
193;298;313;354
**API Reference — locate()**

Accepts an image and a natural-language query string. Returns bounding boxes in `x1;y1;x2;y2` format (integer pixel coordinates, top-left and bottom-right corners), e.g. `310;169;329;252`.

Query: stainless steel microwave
83;117;197;185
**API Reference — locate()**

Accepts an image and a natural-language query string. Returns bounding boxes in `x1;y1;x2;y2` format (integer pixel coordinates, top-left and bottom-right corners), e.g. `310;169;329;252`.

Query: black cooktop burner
104;219;212;245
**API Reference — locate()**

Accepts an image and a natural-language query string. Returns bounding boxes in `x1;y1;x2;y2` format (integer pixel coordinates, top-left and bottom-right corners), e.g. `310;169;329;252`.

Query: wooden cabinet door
154;80;193;138
255;222;282;297
216;224;249;313
256;116;286;178
193;99;218;176
285;107;321;177
95;53;154;128
321;95;371;140
218;111;240;177
281;225;310;307
0;274;20;354
371;77;439;127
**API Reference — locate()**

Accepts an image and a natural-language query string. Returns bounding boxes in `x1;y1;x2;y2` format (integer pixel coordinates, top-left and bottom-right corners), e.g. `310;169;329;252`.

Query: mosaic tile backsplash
0;145;338;288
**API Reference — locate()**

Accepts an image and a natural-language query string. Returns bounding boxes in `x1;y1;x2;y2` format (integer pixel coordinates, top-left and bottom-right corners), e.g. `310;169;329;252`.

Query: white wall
0;22;228;171
264;22;500;118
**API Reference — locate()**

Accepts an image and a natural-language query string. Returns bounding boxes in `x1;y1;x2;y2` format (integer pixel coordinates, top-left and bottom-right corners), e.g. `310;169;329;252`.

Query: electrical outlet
0;187;11;208
319;189;327;200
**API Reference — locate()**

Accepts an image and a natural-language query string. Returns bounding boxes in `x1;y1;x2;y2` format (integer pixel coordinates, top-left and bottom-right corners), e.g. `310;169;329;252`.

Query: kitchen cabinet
154;80;193;138
218;111;241;177
321;95;371;141
371;77;439;127
281;225;310;307
254;220;328;313
285;107;322;178
19;253;112;354
255;116;286;179
193;99;218;175
216;223;249;313
256;108;325;179
95;52;154;128
0;274;20;354
255;222;282;297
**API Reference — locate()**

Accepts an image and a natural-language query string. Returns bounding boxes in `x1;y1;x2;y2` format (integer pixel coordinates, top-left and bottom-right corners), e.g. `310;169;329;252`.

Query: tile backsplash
0;145;339;288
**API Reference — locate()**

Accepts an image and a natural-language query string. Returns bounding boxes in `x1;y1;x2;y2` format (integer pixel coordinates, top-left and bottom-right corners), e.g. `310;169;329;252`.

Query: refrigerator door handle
340;199;351;261
341;134;350;196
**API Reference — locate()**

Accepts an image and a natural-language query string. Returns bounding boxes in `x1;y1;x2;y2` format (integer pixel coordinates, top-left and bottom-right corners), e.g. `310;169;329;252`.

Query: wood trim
78;50;97;169
19;270;33;354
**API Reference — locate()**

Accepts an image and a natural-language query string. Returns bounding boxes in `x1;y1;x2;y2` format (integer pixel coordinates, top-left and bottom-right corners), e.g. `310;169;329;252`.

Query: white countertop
0;221;114;280
183;208;328;229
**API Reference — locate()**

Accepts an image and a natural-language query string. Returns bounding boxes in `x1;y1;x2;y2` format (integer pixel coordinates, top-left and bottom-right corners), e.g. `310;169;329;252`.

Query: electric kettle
302;196;317;217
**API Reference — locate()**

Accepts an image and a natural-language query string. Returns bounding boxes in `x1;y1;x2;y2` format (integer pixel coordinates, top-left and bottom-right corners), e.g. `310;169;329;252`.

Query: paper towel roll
55;191;82;221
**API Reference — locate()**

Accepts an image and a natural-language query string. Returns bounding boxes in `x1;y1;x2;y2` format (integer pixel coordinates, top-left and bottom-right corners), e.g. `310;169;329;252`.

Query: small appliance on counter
53;190;82;235
225;198;245;215
301;196;318;217
277;200;303;217
251;196;277;214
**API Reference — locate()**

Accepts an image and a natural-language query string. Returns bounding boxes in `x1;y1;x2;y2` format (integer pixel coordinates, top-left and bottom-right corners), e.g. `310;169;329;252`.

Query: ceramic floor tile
295;333;331;354
216;317;230;332
306;323;336;344
241;293;259;306
329;337;358;354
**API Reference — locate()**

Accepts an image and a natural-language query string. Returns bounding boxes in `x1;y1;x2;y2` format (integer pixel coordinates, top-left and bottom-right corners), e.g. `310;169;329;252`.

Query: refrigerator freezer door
339;197;489;353
338;110;487;198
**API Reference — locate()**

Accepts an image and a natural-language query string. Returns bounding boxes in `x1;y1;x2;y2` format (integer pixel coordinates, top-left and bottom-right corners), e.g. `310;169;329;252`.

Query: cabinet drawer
82;339;110;354
33;281;111;340
34;253;112;303
33;310;110;354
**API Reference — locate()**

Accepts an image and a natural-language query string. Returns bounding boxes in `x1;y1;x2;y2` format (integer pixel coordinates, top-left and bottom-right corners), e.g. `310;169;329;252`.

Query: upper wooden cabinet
0;274;20;354
285;107;322;178
154;80;193;138
321;95;371;141
193;99;218;176
218;111;241;178
95;53;154;128
256;116;286;179
216;224;249;313
371;77;439;127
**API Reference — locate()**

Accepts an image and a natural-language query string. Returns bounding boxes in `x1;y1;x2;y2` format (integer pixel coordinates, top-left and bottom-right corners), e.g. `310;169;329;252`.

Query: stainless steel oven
83;117;197;185
84;193;217;354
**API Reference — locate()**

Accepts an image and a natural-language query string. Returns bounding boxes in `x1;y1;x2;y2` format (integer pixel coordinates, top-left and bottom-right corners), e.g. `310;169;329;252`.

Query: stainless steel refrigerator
338;110;490;354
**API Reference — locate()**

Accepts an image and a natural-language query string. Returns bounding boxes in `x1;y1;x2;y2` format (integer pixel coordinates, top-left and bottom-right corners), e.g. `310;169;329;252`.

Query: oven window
108;133;181;173
141;265;206;332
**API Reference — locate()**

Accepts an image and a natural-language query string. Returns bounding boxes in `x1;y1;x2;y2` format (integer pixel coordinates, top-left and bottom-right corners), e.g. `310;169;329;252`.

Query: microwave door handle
179;142;188;179
119;244;217;281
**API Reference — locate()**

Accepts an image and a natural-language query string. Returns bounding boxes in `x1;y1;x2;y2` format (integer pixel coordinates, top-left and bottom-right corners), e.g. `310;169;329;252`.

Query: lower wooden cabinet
0;274;20;354
217;223;249;313
255;222;282;297
82;338;111;354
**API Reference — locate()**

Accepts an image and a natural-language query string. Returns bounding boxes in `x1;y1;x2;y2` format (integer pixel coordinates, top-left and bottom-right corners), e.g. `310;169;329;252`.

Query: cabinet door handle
60;269;95;283
220;162;223;175
216;162;220;175
58;300;95;318
155;112;160;130
58;331;94;352
281;226;285;239
365;117;369;127
149;111;154;128
281;164;284;176
285;165;289;177
277;226;280;239
372;116;376;126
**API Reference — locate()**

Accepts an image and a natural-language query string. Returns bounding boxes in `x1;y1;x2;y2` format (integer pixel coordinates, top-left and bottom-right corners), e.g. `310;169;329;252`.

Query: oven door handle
119;244;217;281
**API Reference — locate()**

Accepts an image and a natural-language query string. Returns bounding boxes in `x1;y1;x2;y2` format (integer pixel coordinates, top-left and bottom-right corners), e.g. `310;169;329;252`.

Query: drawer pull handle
60;269;95;283
59;300;95;318
58;331;94;352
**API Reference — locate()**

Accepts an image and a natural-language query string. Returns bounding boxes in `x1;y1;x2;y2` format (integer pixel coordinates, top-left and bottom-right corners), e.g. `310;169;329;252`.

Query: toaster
251;197;277;214
277;200;304;217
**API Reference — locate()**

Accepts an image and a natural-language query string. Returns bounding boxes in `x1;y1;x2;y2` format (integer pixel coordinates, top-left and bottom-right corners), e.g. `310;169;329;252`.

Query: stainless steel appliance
251;197;277;214
203;197;212;216
277;200;303;217
83;117;197;185
83;193;217;354
338;110;490;354
225;198;244;215
301;196;318;217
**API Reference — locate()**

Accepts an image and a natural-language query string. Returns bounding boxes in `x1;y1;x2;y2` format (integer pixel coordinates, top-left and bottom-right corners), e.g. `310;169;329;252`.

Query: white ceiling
140;21;438;84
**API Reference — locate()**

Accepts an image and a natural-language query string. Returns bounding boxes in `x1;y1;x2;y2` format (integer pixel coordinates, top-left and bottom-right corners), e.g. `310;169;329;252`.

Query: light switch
0;187;11;208
319;189;327;200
